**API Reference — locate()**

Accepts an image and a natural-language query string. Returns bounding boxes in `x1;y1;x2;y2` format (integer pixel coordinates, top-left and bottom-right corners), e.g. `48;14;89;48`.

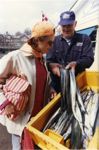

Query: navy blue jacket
46;32;94;92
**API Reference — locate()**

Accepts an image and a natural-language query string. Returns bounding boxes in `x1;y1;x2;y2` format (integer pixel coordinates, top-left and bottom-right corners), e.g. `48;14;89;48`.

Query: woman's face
37;35;54;54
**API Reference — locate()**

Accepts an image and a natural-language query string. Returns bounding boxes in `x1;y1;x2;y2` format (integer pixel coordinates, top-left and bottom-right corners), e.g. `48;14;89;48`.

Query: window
77;26;98;51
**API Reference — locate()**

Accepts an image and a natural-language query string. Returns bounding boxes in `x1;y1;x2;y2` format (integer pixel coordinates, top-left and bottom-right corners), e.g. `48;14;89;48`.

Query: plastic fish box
26;71;99;150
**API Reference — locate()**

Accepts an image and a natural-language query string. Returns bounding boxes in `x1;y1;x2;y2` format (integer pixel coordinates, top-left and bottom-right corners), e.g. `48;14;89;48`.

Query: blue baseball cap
59;11;76;25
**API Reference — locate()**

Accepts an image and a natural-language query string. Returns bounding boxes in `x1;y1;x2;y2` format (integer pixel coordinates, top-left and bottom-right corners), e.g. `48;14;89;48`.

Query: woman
0;21;55;150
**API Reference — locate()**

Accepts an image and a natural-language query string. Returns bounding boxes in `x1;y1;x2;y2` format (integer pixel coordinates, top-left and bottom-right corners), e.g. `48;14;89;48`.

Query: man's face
61;21;77;39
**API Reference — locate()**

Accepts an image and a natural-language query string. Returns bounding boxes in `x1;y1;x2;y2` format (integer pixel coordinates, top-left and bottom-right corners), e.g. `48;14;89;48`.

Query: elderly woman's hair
28;38;38;48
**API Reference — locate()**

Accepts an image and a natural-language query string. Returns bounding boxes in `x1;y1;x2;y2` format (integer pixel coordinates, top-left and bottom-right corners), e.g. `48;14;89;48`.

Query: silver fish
60;114;73;135
84;93;99;138
71;117;82;149
54;110;67;131
69;68;84;134
56;114;69;134
63;125;71;141
60;68;72;112
43;107;61;132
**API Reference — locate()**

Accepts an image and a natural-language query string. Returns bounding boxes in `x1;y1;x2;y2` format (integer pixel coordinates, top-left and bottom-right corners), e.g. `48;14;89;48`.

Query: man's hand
49;63;62;77
66;61;77;69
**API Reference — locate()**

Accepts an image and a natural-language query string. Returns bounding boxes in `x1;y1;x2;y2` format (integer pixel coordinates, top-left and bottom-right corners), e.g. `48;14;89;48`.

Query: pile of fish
43;68;99;149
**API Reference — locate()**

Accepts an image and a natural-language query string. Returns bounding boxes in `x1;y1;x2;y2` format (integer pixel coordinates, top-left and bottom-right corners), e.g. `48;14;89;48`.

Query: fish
56;114;69;134
60;68;72;113
60;114;73;135
60;68;67;111
54;110;67;131
81;89;90;102
43;107;61;132
81;91;99;150
71;117;82;149
50;122;57;130
69;68;84;133
76;87;85;113
43;67;99;150
83;93;99;138
63;125;71;141
83;89;95;107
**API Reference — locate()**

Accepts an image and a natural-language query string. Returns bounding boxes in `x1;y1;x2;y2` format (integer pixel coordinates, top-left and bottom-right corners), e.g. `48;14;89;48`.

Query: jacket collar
19;43;47;63
19;43;34;57
60;31;77;41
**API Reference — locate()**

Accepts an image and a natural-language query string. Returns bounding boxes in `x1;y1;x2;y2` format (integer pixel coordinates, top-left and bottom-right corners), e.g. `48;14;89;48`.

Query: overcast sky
0;0;76;34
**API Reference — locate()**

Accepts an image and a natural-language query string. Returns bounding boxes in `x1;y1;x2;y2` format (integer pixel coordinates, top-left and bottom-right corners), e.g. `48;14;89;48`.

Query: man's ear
75;21;77;26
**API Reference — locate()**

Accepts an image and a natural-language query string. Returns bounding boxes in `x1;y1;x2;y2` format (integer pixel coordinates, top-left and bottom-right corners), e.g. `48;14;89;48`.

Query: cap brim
59;20;75;25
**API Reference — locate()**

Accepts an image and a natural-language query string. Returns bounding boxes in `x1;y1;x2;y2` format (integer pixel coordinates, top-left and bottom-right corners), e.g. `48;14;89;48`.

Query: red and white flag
42;12;48;21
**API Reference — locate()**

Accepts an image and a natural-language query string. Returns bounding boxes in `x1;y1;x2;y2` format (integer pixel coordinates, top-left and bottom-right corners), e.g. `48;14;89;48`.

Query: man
46;11;94;93
0;21;55;150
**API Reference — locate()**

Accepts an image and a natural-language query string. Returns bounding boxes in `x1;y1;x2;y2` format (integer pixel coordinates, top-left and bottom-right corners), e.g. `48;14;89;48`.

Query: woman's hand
4;104;15;120
50;87;57;99
50;63;62;77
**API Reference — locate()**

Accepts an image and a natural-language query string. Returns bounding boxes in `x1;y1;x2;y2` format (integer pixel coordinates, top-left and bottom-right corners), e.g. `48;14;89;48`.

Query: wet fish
69;68;85;133
83;89;95;107
43;67;99;150
81;89;91;102
60;68;67;110
69;69;99;148
43;107;61;132
84;93;99;138
71;117;82;149
60;68;72;113
63;125;71;141
54;110;67;131
76;87;85;113
56;114;69;134
50;122;57;130
60;114;73;135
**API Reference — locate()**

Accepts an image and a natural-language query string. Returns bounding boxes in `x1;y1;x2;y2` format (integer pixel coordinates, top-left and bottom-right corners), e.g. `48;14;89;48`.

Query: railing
0;45;20;50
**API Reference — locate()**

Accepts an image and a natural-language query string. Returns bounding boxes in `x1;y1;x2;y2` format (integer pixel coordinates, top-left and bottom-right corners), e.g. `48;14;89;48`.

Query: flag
42;12;48;21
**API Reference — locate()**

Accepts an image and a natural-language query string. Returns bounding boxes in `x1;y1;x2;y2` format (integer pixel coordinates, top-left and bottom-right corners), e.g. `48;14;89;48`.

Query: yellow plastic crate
76;71;99;91
44;129;64;145
26;71;99;150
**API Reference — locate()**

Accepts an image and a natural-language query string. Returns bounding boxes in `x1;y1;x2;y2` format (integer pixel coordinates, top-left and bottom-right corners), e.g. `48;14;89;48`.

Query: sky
0;0;77;34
